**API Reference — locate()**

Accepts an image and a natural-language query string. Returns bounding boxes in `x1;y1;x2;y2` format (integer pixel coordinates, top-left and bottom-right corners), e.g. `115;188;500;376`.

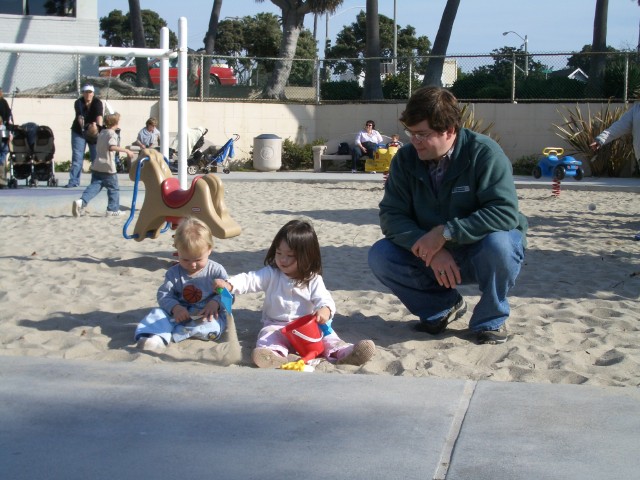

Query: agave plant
554;102;634;177
461;103;500;142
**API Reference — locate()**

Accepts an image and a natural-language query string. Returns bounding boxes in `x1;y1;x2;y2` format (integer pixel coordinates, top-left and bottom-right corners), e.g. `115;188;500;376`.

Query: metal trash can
253;134;282;172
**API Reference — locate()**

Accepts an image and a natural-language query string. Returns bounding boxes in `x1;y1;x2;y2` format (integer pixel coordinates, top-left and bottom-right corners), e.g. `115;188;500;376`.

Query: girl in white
215;219;375;369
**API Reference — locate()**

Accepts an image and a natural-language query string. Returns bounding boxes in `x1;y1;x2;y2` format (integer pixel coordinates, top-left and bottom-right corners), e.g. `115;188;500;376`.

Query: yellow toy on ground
279;359;315;372
365;146;398;173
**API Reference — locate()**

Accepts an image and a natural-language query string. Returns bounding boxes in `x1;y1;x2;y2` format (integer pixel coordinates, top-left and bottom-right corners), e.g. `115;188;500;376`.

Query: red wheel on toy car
553;165;566;181
532;166;542;179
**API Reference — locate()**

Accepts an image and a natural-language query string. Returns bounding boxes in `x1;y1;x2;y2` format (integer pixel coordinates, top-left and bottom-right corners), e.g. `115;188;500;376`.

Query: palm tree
203;0;224;97
128;0;152;88
256;0;343;99
422;0;460;87
363;0;383;99
636;0;640;56
587;0;608;98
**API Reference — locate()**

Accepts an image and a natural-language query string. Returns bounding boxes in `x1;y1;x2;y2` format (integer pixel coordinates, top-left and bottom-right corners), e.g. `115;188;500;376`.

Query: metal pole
511;52;516;103
160;27;169;159
0;42;174;57
624;53;629;105
393;0;397;74
178;17;188;190
524;35;529;77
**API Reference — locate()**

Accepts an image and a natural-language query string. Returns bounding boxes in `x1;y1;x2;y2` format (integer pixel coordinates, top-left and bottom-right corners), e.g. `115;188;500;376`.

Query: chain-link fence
2;50;639;103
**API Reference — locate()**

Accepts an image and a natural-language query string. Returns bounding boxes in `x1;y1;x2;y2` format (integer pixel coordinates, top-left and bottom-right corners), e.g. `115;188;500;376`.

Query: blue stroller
191;134;239;175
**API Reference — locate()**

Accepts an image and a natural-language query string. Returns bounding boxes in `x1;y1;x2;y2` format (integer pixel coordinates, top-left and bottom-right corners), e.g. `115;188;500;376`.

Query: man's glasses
404;129;438;142
366;123;373;127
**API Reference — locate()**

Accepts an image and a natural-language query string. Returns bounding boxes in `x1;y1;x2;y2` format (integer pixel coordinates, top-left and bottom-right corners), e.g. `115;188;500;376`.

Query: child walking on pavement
72;112;135;217
134;217;230;351
215;219;375;368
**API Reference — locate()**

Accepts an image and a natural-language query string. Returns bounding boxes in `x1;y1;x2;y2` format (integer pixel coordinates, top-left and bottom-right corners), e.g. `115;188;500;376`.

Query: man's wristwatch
442;224;452;241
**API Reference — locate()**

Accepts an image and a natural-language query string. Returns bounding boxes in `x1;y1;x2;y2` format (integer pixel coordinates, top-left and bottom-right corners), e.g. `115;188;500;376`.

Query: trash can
253;134;282;172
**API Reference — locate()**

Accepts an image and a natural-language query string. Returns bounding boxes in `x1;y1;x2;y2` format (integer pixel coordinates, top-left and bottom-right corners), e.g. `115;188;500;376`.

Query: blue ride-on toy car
533;147;584;181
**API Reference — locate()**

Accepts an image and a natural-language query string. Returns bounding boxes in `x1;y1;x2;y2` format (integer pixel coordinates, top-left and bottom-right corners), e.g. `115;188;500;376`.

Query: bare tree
363;0;383;99
257;0;343;100
587;0;608;97
202;0;224;97
422;0;460;87
128;0;152;88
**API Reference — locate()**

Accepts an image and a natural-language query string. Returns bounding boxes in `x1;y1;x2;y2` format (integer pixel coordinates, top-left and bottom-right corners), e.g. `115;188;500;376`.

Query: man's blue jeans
69;131;97;187
80;171;120;212
368;230;525;332
0;140;8;165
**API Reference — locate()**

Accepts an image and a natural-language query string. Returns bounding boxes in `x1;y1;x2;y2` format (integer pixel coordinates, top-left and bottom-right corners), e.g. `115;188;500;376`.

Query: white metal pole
393;0;397;74
0;43;172;57
524;35;529;77
178;17;188;190
160;27;169;159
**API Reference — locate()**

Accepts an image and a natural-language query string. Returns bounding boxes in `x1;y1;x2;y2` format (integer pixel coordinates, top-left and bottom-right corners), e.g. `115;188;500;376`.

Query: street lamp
325;5;366;58
503;30;528;77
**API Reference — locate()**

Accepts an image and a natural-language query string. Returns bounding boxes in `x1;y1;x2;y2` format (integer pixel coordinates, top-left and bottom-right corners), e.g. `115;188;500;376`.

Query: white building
339;58;459;88
0;0;100;92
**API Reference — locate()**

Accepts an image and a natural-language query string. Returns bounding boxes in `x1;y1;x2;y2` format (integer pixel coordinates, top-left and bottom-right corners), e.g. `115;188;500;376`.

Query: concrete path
1;171;638;216
1;356;639;480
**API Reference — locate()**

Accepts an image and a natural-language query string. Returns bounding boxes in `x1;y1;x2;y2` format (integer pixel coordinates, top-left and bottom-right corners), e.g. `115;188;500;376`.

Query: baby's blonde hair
174;217;214;256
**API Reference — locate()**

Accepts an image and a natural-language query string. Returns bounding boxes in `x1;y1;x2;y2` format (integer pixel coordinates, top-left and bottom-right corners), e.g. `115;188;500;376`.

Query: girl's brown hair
264;219;322;285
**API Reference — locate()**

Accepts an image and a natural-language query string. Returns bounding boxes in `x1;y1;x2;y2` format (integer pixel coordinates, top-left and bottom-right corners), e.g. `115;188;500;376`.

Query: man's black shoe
476;326;508;344
414;297;467;335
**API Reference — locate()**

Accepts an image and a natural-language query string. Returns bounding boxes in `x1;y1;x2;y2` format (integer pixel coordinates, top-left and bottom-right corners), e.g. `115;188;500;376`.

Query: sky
98;0;640;54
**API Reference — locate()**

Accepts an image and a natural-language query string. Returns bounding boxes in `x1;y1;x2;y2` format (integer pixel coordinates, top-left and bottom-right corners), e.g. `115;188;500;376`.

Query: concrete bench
312;133;391;172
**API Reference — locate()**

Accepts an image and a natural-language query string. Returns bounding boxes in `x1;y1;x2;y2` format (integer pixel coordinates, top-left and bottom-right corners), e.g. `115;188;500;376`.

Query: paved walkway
1;356;639;480
1;171;638;215
1;171;639;479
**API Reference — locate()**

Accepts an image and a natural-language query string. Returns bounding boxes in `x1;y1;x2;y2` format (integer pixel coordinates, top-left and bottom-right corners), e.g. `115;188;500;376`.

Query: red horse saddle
160;176;203;209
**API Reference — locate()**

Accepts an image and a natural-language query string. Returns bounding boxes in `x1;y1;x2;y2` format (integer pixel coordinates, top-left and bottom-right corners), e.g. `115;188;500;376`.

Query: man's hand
411;225;447;266
589;141;600;152
429;249;462;288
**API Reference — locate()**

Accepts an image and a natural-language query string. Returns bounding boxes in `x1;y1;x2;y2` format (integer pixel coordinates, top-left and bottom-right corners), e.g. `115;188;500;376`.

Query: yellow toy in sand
279;359;315;372
365;146;398;173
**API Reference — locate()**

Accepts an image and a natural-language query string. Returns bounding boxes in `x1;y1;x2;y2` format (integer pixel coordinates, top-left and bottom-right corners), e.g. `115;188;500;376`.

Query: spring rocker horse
123;148;241;241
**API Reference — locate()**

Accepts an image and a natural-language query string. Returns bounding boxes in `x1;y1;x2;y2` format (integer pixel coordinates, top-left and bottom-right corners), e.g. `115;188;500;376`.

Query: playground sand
1;182;639;386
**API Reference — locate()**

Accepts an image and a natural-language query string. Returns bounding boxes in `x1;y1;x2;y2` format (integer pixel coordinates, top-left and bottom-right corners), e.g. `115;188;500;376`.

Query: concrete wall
11;97;617;166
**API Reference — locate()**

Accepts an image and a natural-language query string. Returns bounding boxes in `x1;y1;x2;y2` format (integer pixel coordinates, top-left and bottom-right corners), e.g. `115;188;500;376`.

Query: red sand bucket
281;314;325;362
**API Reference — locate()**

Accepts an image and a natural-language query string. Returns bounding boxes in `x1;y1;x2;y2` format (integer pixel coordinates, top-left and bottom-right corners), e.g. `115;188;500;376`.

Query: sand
1;181;639;386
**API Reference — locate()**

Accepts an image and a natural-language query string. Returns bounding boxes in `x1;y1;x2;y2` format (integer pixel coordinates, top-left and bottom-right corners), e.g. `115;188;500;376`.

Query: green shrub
281;138;326;170
382;72;420;99
512;154;538;175
320;80;362;101
55;160;71;172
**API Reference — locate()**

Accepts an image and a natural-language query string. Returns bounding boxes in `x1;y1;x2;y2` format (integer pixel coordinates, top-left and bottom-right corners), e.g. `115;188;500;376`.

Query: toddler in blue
134;217;229;351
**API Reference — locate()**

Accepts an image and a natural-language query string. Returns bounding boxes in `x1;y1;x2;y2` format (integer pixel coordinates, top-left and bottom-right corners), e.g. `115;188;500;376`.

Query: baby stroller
7;123;57;188
191;134;239;175
168;126;209;175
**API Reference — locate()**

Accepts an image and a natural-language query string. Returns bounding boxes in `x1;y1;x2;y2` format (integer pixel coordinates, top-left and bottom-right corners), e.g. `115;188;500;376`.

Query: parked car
99;57;237;87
